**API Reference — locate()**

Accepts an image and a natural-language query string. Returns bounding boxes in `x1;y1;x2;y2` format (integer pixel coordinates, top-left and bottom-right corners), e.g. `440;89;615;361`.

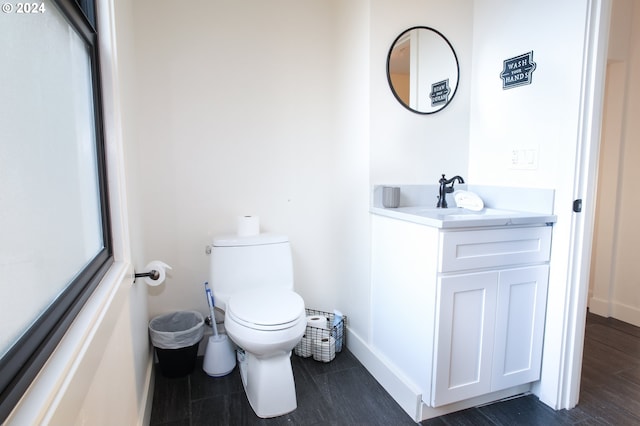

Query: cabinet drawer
439;226;552;272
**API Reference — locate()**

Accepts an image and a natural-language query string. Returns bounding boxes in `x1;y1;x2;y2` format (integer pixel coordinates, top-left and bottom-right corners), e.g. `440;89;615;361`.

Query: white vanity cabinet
433;264;549;406
371;214;552;409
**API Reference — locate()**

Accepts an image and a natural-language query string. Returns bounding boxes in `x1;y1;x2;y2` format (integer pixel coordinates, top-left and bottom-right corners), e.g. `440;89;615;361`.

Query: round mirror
386;26;460;114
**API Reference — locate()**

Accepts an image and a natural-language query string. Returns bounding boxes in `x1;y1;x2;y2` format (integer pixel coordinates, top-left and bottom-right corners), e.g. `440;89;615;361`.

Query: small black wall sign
500;51;536;90
430;79;450;107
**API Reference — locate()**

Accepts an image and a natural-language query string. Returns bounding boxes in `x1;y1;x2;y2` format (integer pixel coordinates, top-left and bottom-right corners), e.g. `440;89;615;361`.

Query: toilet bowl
209;232;305;418
224;288;306;418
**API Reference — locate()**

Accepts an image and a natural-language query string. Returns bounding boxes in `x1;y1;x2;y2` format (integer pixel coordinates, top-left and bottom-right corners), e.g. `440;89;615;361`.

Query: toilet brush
202;281;236;377
205;283;220;339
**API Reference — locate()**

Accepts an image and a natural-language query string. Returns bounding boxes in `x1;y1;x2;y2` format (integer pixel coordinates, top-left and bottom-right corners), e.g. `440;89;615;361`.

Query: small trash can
149;310;204;378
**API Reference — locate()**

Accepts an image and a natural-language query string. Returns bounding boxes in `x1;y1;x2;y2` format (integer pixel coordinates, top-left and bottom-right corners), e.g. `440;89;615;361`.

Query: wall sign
430;79;450;107
500;51;536;90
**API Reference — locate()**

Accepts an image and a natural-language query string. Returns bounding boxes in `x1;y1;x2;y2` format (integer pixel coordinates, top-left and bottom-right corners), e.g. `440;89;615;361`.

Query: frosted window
0;0;104;359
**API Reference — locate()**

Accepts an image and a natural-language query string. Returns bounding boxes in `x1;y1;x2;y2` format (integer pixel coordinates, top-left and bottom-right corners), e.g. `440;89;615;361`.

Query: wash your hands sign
500;51;537;90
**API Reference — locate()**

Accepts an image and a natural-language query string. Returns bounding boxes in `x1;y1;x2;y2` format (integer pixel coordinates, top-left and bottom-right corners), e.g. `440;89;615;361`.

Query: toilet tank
210;233;294;310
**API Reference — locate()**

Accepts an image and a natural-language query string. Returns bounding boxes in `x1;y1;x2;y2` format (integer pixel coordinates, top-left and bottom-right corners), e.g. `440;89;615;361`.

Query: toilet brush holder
203;334;236;377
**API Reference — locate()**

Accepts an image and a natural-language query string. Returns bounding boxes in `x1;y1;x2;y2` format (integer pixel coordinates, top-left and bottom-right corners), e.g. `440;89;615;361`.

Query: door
432;271;498;407
492;265;550;391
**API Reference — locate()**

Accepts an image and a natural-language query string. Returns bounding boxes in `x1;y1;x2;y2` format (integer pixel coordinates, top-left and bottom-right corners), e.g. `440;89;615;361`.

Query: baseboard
588;297;610;317
612;303;640;327
140;350;155;426
346;327;422;422
588;298;640;327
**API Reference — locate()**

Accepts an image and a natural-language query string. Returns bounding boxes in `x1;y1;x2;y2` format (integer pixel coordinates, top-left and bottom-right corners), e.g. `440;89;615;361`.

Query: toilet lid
227;288;304;330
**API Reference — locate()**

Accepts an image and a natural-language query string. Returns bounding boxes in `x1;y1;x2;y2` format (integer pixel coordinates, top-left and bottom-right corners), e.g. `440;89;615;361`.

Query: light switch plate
509;146;539;170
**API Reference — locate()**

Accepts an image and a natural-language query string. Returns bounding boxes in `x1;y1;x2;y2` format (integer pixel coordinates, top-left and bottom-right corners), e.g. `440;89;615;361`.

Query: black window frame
0;0;113;421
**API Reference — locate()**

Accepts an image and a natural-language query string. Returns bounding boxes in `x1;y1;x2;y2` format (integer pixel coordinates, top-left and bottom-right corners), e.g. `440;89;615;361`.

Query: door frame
560;0;611;409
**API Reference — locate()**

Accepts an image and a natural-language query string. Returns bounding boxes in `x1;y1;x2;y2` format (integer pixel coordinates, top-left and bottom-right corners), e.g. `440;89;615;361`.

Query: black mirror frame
386;26;460;115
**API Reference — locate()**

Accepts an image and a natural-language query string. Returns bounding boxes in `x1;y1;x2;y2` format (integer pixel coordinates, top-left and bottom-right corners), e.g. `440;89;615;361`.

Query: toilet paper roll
307;315;328;330
237;215;260;237
143;260;172;286
294;335;312;358
312;336;336;363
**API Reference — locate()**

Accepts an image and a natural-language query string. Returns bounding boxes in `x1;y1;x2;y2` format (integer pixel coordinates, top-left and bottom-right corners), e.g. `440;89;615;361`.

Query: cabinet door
432;271;498;407
491;265;549;391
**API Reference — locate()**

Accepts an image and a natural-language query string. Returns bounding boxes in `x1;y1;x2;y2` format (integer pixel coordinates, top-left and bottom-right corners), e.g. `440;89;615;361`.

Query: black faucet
436;174;465;208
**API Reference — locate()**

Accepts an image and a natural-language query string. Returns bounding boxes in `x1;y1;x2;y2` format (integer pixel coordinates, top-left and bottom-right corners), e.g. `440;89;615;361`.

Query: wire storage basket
294;308;345;362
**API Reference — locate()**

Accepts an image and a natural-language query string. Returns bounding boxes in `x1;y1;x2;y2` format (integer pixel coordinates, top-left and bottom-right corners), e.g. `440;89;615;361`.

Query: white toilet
209;233;306;418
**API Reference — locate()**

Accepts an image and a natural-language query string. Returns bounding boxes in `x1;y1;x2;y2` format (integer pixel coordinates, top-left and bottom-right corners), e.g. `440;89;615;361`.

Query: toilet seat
227;288;304;332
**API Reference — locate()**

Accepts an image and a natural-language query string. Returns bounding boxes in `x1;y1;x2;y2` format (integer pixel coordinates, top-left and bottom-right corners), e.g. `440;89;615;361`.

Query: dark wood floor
150;312;640;425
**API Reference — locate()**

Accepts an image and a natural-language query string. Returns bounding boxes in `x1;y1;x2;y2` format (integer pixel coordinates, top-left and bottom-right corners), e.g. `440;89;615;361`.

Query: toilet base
238;349;297;418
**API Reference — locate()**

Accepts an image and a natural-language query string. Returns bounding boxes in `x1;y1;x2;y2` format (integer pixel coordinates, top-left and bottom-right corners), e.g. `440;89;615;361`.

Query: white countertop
370;205;557;229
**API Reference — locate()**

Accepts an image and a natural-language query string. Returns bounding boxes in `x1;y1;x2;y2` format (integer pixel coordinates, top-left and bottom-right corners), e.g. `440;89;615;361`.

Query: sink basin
401;207;515;219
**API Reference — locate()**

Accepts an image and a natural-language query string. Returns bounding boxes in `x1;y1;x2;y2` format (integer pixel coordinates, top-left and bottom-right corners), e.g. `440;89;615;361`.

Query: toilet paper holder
134;260;172;286
134;270;159;282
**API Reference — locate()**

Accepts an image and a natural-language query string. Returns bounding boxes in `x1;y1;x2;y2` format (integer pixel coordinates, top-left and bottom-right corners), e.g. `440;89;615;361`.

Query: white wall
131;0;371;339
369;0;472;185
329;0;372;338
468;0;591;408
590;0;640;327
